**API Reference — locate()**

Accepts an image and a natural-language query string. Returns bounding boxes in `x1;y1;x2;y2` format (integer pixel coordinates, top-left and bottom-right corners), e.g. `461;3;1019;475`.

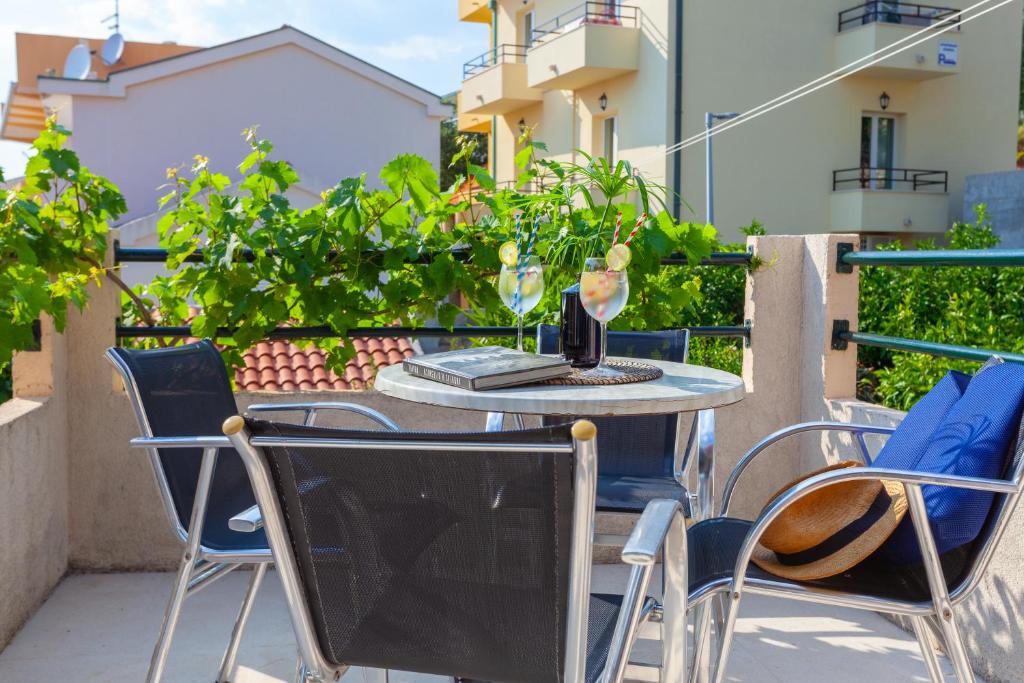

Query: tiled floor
0;566;967;682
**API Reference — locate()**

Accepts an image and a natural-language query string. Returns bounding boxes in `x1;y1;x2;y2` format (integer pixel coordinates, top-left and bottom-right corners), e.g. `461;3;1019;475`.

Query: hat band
774;488;892;567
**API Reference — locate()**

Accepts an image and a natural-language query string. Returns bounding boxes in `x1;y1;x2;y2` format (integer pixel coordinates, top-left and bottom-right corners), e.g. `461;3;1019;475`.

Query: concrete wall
964;170;1024;248
0;320;68;651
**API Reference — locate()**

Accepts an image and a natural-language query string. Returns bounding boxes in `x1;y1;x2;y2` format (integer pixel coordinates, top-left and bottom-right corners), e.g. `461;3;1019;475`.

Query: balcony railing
463;44;530;79
531;1;640;45
832;167;948;192
832;246;1024;364
838;1;961;33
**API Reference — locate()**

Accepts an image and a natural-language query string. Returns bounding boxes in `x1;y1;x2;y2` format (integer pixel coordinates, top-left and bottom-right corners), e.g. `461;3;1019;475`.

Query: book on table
402;346;572;390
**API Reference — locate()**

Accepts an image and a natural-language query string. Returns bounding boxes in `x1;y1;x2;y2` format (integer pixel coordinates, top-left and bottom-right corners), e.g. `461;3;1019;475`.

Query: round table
375;358;744;519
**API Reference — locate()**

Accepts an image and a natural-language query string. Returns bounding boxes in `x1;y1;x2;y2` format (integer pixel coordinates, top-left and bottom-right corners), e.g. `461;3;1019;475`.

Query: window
860;115;896;189
603;117;618;164
522;10;534;49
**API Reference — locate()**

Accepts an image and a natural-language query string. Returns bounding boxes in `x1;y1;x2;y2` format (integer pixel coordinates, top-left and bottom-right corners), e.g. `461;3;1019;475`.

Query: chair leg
689;603;713;683
711;594;726;657
216;562;268;682
934;608;975;683
147;447;218;683
911;616;945;683
145;553;198;683
711;591;741;683
293;656;308;683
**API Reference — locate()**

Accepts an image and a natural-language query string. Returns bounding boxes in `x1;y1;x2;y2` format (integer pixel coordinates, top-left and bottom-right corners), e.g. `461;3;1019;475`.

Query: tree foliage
0;120;125;367
858;207;1024;410
126;127;718;374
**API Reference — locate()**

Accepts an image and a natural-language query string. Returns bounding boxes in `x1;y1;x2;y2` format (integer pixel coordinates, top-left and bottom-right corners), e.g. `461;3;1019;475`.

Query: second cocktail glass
579;256;629;378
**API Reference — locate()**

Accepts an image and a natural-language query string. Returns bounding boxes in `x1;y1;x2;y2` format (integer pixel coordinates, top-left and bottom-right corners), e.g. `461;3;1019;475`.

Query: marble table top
375;357;745;417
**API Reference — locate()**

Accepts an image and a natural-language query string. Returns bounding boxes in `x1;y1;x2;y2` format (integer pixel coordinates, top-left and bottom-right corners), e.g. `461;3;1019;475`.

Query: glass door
860;115;896;189
522;10;534;50
603;117;618;165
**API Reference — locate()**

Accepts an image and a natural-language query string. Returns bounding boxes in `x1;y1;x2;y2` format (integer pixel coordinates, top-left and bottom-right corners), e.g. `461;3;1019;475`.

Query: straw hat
751;461;907;581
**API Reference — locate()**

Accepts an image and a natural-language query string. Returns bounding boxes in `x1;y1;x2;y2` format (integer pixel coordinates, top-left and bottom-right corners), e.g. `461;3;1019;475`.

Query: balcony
458;0;491;23
526;2;641;91
836;2;962;79
4;233;999;682
831;167;950;233
455;92;492;134
460;44;543;116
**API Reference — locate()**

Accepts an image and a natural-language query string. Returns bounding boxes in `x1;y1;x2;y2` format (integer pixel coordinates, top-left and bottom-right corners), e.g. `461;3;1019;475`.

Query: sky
0;0;488;178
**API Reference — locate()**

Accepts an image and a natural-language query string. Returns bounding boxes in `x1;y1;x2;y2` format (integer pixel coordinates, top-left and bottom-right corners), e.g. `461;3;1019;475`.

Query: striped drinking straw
624;213;647;246
513;219;540;314
612;212;623;245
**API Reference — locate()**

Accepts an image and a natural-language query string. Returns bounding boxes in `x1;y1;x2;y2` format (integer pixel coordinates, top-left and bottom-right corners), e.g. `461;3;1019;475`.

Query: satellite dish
101;32;124;66
63;43;92;80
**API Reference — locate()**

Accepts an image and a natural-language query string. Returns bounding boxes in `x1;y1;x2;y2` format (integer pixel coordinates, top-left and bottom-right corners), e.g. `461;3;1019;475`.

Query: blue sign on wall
938;42;959;66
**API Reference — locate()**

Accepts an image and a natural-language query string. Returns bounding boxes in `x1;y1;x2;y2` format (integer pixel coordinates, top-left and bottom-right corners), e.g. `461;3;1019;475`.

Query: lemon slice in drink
520;268;542;297
606;243;632;271
499;241;519;267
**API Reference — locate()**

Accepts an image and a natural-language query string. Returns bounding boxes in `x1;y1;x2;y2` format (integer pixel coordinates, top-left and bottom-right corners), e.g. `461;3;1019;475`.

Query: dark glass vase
559;283;601;368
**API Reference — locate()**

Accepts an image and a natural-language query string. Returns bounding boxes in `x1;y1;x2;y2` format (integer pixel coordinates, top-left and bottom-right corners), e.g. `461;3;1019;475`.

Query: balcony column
717;233;859;517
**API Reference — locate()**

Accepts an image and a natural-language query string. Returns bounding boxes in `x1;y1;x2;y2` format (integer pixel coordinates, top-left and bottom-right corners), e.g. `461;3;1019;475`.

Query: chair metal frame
688;420;1024;683
534;325;714;521
130;419;688;683
108;347;398;683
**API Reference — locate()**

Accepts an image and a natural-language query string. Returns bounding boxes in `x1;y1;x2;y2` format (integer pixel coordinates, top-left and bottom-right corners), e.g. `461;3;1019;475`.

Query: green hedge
857;207;1024;411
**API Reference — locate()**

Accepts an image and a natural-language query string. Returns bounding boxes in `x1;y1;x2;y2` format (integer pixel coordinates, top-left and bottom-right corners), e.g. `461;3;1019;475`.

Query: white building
3;26;447;284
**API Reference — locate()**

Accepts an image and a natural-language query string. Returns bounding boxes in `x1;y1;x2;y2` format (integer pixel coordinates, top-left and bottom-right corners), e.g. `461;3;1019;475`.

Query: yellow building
456;0;1022;242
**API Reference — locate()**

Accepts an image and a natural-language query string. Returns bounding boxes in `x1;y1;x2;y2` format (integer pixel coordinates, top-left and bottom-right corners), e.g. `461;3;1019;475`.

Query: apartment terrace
2;235;1024;682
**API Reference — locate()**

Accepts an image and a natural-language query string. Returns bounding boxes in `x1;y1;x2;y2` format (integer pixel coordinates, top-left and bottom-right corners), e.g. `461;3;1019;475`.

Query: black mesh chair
139;416;691;683
672;415;1024;683
107;340;400;683
537;325;695;516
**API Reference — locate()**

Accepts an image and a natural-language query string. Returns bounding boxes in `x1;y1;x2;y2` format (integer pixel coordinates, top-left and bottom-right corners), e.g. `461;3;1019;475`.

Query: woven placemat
539;359;663;386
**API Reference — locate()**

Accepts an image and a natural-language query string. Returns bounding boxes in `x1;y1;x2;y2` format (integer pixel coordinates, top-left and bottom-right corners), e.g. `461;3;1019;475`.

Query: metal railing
831;244;1024;363
838;1;961;32
113;244;753;268
115;324;751;342
531;2;640;45
832;167;948;192
113;246;753;343
463;44;529;79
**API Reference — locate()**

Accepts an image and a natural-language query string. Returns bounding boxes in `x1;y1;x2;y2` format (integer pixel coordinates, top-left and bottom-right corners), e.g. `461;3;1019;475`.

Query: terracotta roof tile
172;309;415;392
230;335;415;392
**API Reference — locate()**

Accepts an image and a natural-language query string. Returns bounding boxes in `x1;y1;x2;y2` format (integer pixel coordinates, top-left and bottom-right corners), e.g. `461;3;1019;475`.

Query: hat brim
751;479;908;581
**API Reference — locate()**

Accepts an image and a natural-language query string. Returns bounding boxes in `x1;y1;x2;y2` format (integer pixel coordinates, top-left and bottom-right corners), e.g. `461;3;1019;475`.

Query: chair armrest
229;504;263;533
601;500;688;683
721;421;898;515
246;402;400;431
622;499;687;565
130;436;233;449
727;466;1018;601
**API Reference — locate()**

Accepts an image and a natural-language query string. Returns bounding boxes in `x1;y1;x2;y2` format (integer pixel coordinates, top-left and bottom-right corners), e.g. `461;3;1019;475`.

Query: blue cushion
875;364;1024;564
872;370;971;472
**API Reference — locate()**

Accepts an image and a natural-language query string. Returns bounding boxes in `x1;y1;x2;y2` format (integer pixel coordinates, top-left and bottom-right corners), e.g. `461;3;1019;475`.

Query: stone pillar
798;234;860;470
717;233;859;518
715;235;806;518
61;243;183;569
12;316;67;399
